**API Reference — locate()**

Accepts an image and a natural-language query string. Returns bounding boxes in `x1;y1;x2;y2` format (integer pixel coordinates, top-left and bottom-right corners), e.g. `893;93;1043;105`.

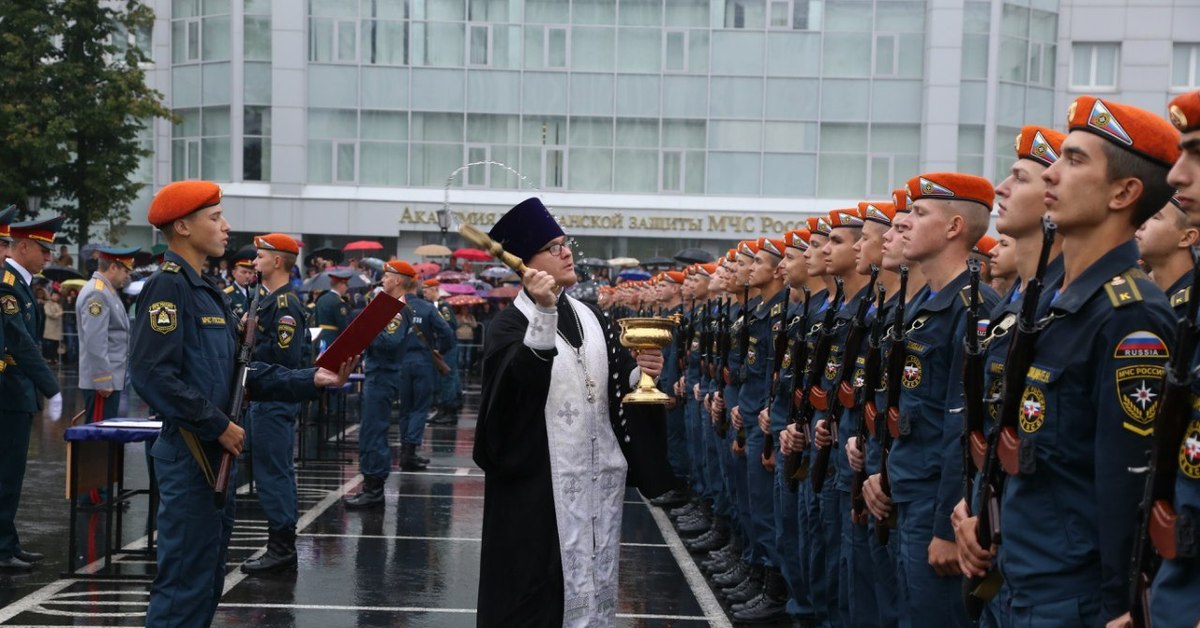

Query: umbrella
343;240;384;252
300;268;370;292
608;257;640;268
465;279;491;291
452;247;492;262
414;243;452;257
567;279;603;304
447;294;484;306
61;278;87;290
618;269;651;281
575;257;609;268
123;279;145;296
674;247;715;264
442;283;477;295
486;285;520;299
359;257;385;272
413;261;441;278
436;270;472;282
40;267;83;283
480;266;518;280
642;256;676;270
306;247;343;266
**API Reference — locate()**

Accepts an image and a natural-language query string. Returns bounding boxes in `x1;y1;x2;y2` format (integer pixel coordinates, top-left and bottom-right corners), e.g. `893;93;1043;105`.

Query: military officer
344;260;415;508
397;272;455;471
314;269;352;354
0;216;64;572
223;247;256;321
131;181;354;627
241;233;312;574
1136;196;1195;317
76;246;137;422
0;204;17;386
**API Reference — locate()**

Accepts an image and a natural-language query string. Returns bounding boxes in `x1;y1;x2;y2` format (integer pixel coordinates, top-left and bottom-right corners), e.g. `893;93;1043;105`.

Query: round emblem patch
825;358;839;381
1116;364;1165;430
386;317;401;334
781;346;792;370
901;355;921;389
987;378;1003;421
747;348;757;366
1180;418;1200;479
1019;385;1046;433
148;301;177;335
87;300;103;317
1;295;18;315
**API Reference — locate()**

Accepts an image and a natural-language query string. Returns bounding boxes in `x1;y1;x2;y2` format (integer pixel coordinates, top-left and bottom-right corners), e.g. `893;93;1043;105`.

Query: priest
473;197;674;627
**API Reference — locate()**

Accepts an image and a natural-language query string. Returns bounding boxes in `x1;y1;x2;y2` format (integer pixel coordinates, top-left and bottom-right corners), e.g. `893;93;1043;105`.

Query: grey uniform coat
76;272;130;391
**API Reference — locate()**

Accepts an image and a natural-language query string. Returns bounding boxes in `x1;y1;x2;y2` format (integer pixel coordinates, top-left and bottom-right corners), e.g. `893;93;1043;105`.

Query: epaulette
161;261;181;273
2;271;14;286
1103;271;1144;309
278;293;289;310
1171;286;1190;309
223;285;235;294
770;302;783;317
94;278;105;291
959;285;972;307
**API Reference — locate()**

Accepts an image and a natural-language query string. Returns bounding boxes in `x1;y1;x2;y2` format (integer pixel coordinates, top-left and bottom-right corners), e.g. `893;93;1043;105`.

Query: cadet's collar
915;269;972;314
164;250;210;290
1165;268;1192;303
836;282;876;319
5;258;32;286
1047;240;1140;315
755;288;787;314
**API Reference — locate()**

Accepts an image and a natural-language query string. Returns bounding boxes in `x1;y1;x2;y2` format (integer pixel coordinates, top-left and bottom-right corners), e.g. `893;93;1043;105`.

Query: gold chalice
618;316;678;405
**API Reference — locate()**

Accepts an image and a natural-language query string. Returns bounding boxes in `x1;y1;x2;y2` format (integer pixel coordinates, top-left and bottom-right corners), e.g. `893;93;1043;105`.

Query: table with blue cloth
298;372;364;464
63;417;161;577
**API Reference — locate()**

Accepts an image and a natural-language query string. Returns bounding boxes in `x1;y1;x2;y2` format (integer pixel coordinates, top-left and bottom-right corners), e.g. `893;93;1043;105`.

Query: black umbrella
575;257;609;268
41;267;84;283
674;247;715;264
305;247;344;267
642;256;676;270
300;269;369;293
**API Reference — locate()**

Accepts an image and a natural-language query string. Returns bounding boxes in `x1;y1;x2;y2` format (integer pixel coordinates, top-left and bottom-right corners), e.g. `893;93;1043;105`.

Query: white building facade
124;0;1200;259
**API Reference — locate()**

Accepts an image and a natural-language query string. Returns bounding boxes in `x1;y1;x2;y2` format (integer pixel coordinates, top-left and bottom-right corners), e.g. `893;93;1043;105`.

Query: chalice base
623;372;671;405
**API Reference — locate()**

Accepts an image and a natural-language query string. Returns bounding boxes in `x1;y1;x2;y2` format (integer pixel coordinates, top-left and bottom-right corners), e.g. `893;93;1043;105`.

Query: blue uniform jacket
740;290;788;416
0;260;60;412
890;268;998;541
659;304;684;396
998;240;1173;618
252;283;309;369
400;295;455;362
315;290;349;348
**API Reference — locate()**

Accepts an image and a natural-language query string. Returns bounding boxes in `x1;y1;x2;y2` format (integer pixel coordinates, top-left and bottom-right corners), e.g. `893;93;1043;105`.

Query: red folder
315;294;404;370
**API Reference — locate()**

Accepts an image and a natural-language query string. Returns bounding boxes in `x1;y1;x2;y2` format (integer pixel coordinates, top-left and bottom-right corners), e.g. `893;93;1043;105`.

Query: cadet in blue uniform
223;247;256;321
131;181;355;627
1136;196;1194;318
994;97;1178;626
241;233;312;574
0;216;65;573
397;272;455;471
425;279;463;426
657;270;692;504
870;173;1000;627
344;260;416;507
314;270;351;353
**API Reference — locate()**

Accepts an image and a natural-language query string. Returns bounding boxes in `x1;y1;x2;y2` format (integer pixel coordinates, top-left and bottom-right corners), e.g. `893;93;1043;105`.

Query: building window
243;106;271;182
469;24;492;66
1173;43;1200;89
768;0;815;30
334;141;357;183
664;30;687;72
661;150;684;192
542;146;566;189
874;34;897;76
172;106;230;182
546;27;568;67
1071;42;1119;90
466;145;490;186
310;18;359;64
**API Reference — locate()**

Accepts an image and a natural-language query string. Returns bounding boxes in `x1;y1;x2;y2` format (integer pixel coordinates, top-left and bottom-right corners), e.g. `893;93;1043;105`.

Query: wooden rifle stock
761;287;792;465
787;279;843;490
852;282;888;523
215;273;264;509
876;266;908;545
735;283;751;449
783;288;812;491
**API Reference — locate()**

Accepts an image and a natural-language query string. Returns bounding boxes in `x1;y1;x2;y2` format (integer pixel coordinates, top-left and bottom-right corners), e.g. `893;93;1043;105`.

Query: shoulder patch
86;300;104;317
1117;363;1163;435
1114;331;1170;359
147;301;178;334
1180;417;1200;479
2;271;14;285
161;261;181;273
1170;286;1190;309
1;294;17;315
1103;272;1143;308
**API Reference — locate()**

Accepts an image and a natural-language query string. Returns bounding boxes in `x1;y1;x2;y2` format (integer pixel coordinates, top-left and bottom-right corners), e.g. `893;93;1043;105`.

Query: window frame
663;28;688;73
333;140;359;184
659;149;685;193
468;23;493;67
541;145;567;190
1172;42;1200;90
1070;42;1119;91
544;25;568;68
465;144;491;186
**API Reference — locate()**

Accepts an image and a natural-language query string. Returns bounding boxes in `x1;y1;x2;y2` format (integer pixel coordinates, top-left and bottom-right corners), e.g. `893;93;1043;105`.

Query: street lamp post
436;207;450;246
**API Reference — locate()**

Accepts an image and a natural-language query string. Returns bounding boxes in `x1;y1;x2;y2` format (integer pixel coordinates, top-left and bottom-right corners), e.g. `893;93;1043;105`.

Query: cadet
241;233;312;574
77;246;138;422
223;247;256;321
397;272;455;471
131;181;353;627
1136;196;1194;316
1139;87;1200;628
0;216;64;573
656;270;693;506
871;173;1000;627
344;260;416;508
314;269;351;353
994;97;1177;625
425;279;462;426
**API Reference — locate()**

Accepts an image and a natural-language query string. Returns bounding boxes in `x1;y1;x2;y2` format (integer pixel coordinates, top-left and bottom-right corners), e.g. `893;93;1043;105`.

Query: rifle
852;282;888;524
782;287;812;490
1127;250;1200;628
966;219;1056;614
761;287;792;465
215;272;264;508
876;265;909;545
786;277;844;490
961;258;987;502
735;282;751;449
715;296;732;438
812;266;878;493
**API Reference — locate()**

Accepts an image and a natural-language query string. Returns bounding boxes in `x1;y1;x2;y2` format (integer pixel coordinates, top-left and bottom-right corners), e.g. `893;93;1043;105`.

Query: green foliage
0;0;173;249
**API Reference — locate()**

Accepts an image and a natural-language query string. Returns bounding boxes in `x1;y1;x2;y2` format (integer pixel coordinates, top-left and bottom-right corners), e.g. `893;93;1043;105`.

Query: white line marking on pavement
0;580;75;624
217;602;708;620
643;500;733;628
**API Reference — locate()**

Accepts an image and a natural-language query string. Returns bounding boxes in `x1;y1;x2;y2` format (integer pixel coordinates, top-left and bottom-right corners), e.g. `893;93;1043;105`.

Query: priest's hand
523;268;557;308
633;348;663;378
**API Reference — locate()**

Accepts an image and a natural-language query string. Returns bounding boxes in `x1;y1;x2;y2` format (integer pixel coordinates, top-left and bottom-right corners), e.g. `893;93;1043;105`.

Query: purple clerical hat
488;197;565;262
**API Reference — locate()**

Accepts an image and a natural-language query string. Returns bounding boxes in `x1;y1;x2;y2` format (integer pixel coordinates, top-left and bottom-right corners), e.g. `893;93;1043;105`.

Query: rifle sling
180;428;217;487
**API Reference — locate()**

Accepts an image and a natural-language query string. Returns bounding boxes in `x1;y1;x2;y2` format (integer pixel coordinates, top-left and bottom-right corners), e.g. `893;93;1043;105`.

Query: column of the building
919;0;966;172
270;0;306;195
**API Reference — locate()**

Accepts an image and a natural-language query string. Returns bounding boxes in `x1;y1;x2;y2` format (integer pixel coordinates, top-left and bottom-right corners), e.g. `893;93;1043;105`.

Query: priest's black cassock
473;289;673;627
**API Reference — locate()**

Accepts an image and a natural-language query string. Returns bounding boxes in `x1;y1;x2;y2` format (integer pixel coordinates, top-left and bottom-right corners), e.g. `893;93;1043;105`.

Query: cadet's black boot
344;475;386;509
712;560;749;587
669;498;701;519
703;549;740;576
675;510;712;536
685;518;729;552
429;407;458;426
241;527;298;574
732;567;789;622
400;443;428;471
723;565;764;604
649;488;689;508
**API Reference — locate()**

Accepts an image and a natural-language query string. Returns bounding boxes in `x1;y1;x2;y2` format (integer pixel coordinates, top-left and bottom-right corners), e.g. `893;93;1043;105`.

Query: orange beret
828;208;864;229
665;271;685;284
724;249;737;264
1014;126;1065;167
785;229;812;251
738;240;760;258
1168;90;1200;134
760;237;786;258
254;233;301;255
384;260;416;277
698;262;718;276
907;172;995;210
973;235;998;256
424;278;439;287
1067;95;1180;168
814;216;832;236
892;188;910;213
148;180;222;228
862;202;897;227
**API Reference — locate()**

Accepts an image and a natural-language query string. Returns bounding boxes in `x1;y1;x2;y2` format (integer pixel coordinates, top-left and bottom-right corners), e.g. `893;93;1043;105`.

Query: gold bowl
618;316;678;405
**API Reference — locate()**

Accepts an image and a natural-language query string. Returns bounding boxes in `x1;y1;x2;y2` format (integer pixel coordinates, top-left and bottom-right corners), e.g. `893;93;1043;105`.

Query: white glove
47;393;63;422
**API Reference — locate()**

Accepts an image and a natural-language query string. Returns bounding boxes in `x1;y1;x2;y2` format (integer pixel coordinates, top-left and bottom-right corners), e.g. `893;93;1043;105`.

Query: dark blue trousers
248;400;301;531
399;361;434;445
359;374;399;478
0;412;33;560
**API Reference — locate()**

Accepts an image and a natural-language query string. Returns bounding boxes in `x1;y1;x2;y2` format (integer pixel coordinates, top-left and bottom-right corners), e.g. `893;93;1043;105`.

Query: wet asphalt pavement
0;366;731;627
